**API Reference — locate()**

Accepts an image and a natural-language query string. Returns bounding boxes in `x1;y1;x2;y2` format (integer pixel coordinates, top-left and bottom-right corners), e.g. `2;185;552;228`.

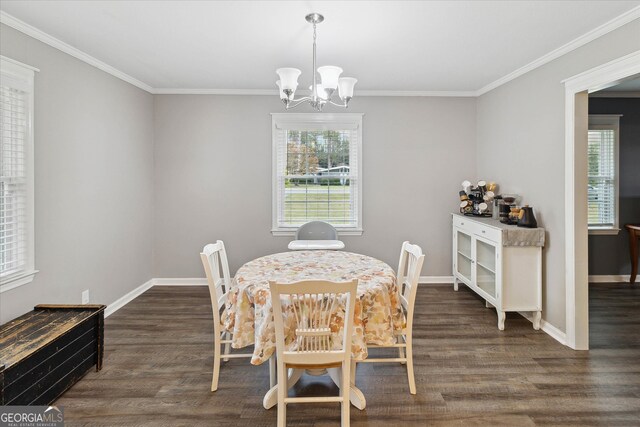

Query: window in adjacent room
1;56;37;291
587;114;621;235
271;113;363;235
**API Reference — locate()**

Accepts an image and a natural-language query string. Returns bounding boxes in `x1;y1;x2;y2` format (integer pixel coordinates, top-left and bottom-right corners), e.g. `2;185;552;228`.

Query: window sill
0;270;39;293
588;228;620;236
272;228;363;237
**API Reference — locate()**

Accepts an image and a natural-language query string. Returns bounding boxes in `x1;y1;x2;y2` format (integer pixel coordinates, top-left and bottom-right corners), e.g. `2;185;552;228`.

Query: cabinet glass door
455;230;473;283
475;238;497;299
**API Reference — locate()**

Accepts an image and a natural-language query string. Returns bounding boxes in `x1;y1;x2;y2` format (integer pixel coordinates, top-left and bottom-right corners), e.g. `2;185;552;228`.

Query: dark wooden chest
0;304;105;405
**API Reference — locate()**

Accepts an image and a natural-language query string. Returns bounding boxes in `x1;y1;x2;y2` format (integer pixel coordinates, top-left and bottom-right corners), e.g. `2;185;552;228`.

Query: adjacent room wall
588;97;640;276
476;19;640;331
153;95;477;277
0;24;154;323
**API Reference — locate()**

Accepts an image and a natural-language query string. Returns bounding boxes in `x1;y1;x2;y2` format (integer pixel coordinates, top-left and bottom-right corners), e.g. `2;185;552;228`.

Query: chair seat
288;240;345;250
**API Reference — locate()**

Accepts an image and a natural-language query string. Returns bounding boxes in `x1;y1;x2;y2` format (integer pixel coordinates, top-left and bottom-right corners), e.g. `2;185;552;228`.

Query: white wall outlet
82;290;90;304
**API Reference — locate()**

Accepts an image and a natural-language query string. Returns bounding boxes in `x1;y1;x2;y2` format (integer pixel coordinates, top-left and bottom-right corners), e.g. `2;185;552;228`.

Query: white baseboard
589;274;637;283
105;279;154;318
105;278;205;319
540;320;567;345
418;276;454;284
519;311;567;345
153;278;207;286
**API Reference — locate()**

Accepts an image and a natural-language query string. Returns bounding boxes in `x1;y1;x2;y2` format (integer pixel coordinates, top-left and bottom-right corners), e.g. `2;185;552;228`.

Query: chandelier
276;13;357;111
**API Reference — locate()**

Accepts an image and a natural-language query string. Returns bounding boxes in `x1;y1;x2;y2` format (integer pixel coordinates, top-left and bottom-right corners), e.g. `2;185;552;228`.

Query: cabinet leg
453;278;459;291
533;311;542;330
497;310;506;330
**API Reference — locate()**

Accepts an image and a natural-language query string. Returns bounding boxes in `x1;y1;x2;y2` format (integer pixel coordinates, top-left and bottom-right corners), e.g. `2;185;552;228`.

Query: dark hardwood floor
55;283;640;426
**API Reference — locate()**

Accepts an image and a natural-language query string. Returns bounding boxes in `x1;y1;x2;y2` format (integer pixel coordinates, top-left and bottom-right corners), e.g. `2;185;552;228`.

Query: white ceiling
1;1;639;92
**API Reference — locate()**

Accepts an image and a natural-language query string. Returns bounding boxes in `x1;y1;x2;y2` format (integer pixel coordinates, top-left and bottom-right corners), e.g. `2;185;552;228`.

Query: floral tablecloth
223;250;404;365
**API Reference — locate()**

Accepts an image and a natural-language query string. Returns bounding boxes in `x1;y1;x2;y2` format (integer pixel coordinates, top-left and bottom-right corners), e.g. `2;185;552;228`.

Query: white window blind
1;86;28;275
587;115;620;230
1;56;36;291
272;114;363;234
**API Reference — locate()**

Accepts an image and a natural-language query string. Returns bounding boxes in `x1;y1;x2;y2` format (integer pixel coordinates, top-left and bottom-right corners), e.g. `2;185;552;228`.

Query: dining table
222;250;404;410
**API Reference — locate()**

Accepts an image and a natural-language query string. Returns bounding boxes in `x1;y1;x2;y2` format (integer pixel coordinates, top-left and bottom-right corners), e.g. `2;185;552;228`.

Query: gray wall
153;95;477;276
476;19;640;331
0;24;154;323
588;97;640;276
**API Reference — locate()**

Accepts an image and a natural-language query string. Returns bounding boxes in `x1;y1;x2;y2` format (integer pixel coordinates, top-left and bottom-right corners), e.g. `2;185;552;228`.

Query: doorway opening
587;81;640;350
564;51;640;350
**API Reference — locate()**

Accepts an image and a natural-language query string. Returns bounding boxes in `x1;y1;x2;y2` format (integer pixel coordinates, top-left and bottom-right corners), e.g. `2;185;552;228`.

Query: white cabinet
452;213;543;330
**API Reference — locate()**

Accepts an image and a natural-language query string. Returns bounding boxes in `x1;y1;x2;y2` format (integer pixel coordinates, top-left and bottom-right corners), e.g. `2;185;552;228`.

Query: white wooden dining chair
200;240;254;392
269;279;358;427
357;241;425;395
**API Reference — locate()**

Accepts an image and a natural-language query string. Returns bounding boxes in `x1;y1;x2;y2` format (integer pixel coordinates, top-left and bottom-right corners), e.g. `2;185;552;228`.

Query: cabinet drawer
453;215;474;232
475;226;501;243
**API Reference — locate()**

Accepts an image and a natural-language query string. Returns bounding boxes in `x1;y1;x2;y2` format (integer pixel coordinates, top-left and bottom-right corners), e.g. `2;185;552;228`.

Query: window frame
271;113;363;236
0;56;38;293
587;114;621;236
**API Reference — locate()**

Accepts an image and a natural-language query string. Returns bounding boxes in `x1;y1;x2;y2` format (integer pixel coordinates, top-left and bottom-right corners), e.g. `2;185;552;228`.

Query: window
272;113;363;235
587;114;621;235
1;56;37;292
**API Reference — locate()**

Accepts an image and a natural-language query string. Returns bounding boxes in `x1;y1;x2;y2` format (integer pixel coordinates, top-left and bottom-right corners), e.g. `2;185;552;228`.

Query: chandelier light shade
317;66;342;91
338;77;358;100
275;13;357;111
275;68;301;92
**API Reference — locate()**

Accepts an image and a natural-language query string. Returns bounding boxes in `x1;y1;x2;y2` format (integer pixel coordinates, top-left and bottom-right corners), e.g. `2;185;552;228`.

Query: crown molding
153;88;476;97
476;6;640;96
356;90;476;97
0;11;154;93
153;88;276;95
2;6;639;97
562;50;640;92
